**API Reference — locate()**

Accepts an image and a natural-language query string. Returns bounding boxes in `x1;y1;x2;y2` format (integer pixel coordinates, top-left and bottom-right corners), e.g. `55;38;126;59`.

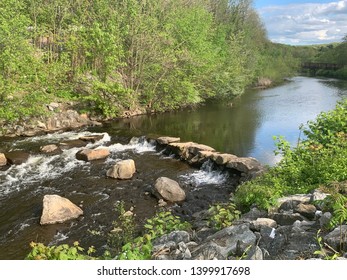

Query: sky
254;0;347;45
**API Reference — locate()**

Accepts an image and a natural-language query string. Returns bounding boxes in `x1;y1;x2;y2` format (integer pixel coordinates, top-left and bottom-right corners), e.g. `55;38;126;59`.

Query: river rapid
0;76;346;259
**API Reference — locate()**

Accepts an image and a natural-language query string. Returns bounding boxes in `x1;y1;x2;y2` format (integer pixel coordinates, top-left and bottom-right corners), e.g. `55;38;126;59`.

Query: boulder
168;142;215;160
40;144;60;154
192;224;257;259
40;194;83;225
156;136;181;145
214;153;238;165
4;151;30;165
76;148;110;161
153;231;190;246
272;212;305;226
47;102;60;111
256;77;272;88
46;109;102;131
226;157;263;175
246;246;264;260
59;139;87;149
258;226;286;258
106;159;136;179
251;218;277;231
0;153;7;166
277;194;311;206
324;225;347;251
152;234;193;260
294;203;317;220
319;212;332;228
154;177;186;202
240;207;268;222
79;135;104;143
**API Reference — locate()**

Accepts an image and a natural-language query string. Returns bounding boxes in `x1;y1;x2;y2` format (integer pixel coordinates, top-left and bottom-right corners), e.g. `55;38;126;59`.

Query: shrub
107;201;137;253
117;210;191;260
26;241;96;260
235;99;347;212
207;200;241;230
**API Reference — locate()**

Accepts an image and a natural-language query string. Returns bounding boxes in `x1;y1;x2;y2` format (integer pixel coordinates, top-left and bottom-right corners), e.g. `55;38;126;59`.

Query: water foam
0;148;89;197
0;133;156;197
106;136;156;155
12;131;111;147
180;160;228;187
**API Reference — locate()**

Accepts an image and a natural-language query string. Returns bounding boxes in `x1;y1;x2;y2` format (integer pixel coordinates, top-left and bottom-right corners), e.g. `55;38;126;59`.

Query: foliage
235;99;347;211
144;210;191;236
303;99;347;147
0;0;305;124
207;200;241;230
302;39;347;79
314;229;340;260
117;210;191;260
234;172;283;211
319;193;347;230
255;42;301;83
117;235;153;260
26;207;191;260
107;201;137;252
26;241;96;260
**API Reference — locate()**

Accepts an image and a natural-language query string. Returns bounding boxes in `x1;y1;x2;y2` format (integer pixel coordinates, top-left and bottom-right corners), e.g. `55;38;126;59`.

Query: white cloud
258;1;347;45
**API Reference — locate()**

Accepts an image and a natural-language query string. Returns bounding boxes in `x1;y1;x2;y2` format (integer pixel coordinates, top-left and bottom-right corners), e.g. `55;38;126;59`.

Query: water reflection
108;76;347;165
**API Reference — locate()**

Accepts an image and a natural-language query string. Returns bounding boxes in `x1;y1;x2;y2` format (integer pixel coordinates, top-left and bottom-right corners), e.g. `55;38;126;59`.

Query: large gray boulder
106;159;136;179
40;194;83;225
154;177;186;202
192;224;257;259
324;225;347;251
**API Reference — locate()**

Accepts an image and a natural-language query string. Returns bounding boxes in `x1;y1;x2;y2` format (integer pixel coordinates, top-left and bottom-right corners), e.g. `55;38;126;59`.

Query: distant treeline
299;39;347;79
0;0;331;122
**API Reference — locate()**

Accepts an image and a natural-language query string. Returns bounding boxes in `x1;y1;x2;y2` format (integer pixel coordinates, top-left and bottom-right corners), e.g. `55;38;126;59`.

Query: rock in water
4;151;30;165
0;153;7;166
154;177;186;202
156;136;181;145
106;159;136;179
40;194;83;225
40;144;60;154
76;148;110;161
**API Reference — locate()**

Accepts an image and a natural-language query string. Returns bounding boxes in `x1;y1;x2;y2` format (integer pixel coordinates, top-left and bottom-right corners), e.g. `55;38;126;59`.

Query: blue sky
254;0;347;45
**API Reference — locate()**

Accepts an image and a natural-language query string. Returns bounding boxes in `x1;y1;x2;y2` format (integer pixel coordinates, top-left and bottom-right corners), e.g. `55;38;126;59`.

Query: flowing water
0;76;346;259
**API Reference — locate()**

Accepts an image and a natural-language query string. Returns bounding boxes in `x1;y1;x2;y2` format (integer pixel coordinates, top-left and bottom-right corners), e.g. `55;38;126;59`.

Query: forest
0;0;306;123
0;0;346;123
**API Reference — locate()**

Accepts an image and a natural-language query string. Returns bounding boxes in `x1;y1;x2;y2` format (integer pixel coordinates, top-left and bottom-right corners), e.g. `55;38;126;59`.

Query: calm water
0;76;346;259
105;76;347;165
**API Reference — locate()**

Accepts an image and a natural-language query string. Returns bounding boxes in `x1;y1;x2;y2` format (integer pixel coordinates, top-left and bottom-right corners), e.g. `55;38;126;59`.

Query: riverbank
1;77;346;260
0;75;278;139
17;133;346;260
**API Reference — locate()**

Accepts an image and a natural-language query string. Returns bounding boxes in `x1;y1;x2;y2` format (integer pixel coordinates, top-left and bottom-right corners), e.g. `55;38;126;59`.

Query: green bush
234;172;284;211
235;99;347;212
26;241;96;260
117;210;191;260
107;201;137;253
207;200;241;230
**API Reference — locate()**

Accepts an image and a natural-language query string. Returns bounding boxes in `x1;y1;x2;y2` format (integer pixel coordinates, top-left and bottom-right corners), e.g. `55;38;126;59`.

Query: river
0;76;346;259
